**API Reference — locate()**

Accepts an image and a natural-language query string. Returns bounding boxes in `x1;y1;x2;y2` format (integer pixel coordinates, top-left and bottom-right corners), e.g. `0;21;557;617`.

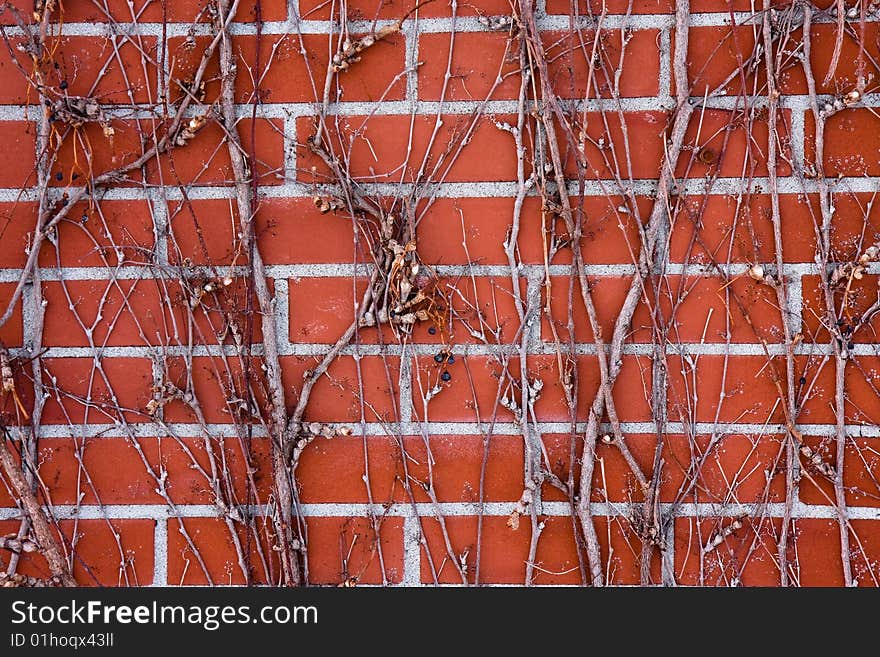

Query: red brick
299;0;511;19
0;282;23;347
403;434;524;503
0;122;35;188
306;516;404;585
677;109;792;179
534;354;654;423
0;203;35;268
807;109;880;177
410;275;524;345
289;277;365;344
411;354;513;423
150;118;284;186
546;0;673;14
30;435;272;506
167;198;241;267
418;31;522;101
531;195;651;267
162;355;270;425
281;355;400;424
669;193;820;265
296;114;519;183
298;434;401;504
39;200;155;267
58;0;287;22
802;274;880;344
674;516;782;586
572;111;666;180
167;517;277;585
255;197;357;265
40;357;153;424
0;518;154;586
667;354;785;425
168;33;405;104
544;29;661;99
416;196;545;266
420;514;656;584
50;120;143;187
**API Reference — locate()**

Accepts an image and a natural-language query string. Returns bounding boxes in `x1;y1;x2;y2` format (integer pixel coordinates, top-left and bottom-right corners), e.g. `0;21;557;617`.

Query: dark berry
80;214;88;223
59;80;68;90
440;371;451;382
446;355;455;364
427;326;436;335
54;172;63;181
799;376;807;385
434;353;445;363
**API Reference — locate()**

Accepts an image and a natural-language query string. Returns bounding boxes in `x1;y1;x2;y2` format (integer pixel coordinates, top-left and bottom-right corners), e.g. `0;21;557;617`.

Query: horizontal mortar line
3;92;874;122
11;340;875;361
1;11;867;39
0;261;843;282
1;501;878;522
5;175;878;204
27;421;880;439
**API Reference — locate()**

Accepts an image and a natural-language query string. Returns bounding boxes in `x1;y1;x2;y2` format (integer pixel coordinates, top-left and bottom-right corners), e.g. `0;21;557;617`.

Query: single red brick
839;356;880;427
663;433;787;504
411;353;513;423
150;118;284;187
168;33;405;105
850;519;880;586
674;516;782;586
306;516;404;585
53;36;158;104
296;114;519;183
41;279;166;347
791;518;847;586
167;517;278;585
534;353;654;423
288;277;365;344
542;274;644;344
544;29;661;99
546;0;673;14
298;434;401;504
282;355;401;424
572;111;666;180
38;200;155;268
677;108;792;179
58;0;287;22
0;203;35;268
0;282;23;347
255;197;357;265
799;435;880;508
683;25;762;98
669;193;820;265
416;196;545;266
419;514;655;584
538;195;652;266
161;355;270;425
418;31;523;101
40;357;153;424
33;435;272;506
402;433;525;503
167;198;241;267
802;274;880;344
299;0;512;19
50;120;143;187
0;122;35;188
806;108;880;177
0;518;154;586
667;354;786;425
408;275;525;345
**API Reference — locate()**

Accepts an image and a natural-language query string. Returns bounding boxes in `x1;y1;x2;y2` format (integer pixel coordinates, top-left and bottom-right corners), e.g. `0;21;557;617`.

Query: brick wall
1;0;879;587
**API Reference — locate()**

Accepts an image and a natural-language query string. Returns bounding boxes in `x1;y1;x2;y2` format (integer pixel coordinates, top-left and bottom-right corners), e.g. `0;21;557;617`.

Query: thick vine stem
215;0;302;586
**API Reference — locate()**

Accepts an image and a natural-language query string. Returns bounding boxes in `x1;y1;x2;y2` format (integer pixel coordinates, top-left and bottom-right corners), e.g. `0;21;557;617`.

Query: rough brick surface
1;0;880;588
